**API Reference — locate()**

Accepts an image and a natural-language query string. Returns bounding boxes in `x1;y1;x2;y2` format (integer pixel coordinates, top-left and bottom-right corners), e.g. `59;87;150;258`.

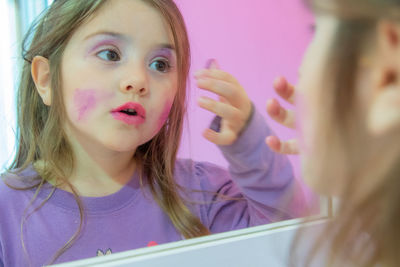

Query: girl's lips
111;112;145;125
111;102;146;117
111;102;146;125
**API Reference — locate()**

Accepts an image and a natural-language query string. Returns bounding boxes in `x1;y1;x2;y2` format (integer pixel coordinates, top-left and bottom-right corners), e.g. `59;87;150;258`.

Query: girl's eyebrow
153;44;176;52
83;31;176;51
83;31;130;42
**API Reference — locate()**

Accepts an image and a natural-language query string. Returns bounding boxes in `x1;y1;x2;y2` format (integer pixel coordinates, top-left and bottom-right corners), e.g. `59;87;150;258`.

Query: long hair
8;0;209;264
294;0;400;266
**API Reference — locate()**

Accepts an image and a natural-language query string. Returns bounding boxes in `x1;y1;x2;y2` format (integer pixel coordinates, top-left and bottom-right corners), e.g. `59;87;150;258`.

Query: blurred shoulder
0;165;40;202
175;158;231;190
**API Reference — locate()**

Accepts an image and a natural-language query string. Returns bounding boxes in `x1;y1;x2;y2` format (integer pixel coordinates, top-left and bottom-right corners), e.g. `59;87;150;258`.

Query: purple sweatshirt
0;108;305;266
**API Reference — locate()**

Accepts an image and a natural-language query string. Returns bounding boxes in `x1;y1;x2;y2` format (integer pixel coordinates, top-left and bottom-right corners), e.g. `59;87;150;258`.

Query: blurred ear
31;56;51;106
368;21;400;135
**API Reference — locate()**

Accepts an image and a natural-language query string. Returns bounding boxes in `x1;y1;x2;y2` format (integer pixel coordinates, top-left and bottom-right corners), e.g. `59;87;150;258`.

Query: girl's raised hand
266;77;299;155
195;60;252;146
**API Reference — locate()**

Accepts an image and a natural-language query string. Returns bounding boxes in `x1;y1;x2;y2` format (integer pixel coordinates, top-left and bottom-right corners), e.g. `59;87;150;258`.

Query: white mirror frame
50;197;331;267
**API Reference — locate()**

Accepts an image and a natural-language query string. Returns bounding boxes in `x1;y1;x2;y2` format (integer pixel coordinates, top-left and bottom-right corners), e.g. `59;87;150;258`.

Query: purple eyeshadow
151;48;176;64
86;36;123;56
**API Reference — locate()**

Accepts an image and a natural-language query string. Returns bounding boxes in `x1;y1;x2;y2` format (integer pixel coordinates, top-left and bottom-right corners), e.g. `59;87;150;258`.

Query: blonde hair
295;0;400;266
8;0;209;264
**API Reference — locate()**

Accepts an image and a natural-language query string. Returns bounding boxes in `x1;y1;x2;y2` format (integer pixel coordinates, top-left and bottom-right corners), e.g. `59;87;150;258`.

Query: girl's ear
31;56;52;106
367;21;400;136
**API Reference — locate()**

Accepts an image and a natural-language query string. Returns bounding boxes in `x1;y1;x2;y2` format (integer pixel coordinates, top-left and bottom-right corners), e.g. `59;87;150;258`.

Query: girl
0;0;303;266
267;0;400;265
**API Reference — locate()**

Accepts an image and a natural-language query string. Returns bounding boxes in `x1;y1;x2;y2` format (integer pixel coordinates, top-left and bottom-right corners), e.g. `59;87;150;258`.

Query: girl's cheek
297;73;319;157
74;89;97;121
72;88;115;121
157;101;173;131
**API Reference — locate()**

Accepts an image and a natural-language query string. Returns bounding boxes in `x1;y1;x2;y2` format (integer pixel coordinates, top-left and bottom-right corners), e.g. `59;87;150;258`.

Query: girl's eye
149;59;171;73
96;49;121;62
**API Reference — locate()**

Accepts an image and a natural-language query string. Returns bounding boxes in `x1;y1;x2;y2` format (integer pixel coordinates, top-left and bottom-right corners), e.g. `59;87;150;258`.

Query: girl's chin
101;142;140;154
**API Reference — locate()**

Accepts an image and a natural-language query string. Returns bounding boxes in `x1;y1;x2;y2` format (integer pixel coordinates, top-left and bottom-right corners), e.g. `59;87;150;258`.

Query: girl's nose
120;83;147;95
119;67;148;96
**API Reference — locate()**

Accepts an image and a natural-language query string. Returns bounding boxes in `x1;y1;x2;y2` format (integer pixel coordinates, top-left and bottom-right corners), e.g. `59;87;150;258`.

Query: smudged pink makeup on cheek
73;89;115;121
73;89;116;121
157;101;173;130
74;89;97;121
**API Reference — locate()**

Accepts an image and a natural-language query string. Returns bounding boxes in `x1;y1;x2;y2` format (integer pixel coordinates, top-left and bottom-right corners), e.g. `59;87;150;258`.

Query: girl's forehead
72;0;174;46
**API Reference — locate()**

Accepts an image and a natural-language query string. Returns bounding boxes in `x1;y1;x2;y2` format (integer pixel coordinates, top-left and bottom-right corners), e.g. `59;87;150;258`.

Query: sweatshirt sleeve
195;106;307;233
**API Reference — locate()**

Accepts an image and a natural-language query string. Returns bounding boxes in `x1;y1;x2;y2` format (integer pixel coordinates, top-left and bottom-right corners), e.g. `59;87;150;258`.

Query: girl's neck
62;134;138;197
68;151;137;197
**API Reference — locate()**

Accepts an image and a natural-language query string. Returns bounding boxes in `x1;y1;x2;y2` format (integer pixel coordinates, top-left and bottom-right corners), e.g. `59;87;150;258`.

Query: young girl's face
296;15;341;192
297;5;400;196
297;13;376;194
60;0;178;154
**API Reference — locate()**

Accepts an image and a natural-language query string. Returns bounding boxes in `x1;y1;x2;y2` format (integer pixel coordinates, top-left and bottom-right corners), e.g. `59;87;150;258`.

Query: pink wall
176;0;314;184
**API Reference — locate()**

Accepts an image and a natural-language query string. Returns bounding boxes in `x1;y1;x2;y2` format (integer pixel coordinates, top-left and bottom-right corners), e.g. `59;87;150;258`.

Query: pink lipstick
111;102;146;125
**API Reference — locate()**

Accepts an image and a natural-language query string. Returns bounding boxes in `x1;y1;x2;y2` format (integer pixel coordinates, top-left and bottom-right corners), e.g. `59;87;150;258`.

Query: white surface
51;214;329;267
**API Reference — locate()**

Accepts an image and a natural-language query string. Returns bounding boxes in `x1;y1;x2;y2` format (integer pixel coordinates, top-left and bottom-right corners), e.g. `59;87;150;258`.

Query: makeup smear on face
73;89;98;121
157;101;173;130
73;89;116;121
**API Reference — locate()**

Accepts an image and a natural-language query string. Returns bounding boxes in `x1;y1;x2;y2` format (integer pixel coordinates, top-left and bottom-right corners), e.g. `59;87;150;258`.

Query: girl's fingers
195;68;238;85
198;96;245;133
273;76;296;105
265;136;281;152
266;98;296;129
196;77;243;108
195;65;252;143
265;136;299;155
202;127;237;146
